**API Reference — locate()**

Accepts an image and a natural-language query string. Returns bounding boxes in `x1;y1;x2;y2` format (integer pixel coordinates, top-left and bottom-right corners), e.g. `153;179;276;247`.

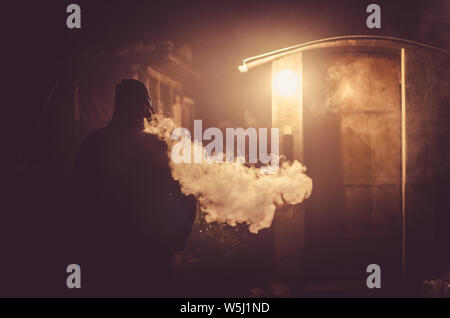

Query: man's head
111;79;154;127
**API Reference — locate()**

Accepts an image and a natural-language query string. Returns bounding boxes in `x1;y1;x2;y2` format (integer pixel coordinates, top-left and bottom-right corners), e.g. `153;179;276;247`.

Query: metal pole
401;48;407;281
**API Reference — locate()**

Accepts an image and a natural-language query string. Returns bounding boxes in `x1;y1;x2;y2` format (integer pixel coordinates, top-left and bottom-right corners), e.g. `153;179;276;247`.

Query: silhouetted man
72;79;196;296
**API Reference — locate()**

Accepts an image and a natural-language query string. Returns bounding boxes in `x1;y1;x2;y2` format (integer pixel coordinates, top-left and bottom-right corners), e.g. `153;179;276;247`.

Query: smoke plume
145;114;313;233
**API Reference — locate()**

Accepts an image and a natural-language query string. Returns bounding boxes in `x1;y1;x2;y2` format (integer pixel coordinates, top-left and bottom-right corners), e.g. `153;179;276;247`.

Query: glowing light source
238;64;248;72
273;69;300;97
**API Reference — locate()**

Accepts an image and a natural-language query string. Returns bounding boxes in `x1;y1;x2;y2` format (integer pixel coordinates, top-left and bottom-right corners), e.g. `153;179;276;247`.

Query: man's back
72;125;195;296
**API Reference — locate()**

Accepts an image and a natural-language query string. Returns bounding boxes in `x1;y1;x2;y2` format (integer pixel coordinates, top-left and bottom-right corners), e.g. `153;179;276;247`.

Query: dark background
5;0;449;296
12;0;448;143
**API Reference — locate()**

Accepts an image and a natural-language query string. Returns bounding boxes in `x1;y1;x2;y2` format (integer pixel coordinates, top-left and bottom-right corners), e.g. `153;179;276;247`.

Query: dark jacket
72;124;196;296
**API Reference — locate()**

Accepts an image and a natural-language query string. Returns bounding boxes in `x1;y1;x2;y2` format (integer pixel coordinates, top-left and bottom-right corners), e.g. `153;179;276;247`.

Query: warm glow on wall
273;69;300;97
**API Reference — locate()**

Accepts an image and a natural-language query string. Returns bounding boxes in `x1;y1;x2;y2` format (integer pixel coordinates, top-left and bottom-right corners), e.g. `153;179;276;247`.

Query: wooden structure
240;36;450;290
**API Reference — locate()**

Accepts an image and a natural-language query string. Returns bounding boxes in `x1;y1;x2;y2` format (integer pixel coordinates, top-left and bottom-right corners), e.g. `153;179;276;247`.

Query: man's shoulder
137;133;171;168
139;132;168;151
